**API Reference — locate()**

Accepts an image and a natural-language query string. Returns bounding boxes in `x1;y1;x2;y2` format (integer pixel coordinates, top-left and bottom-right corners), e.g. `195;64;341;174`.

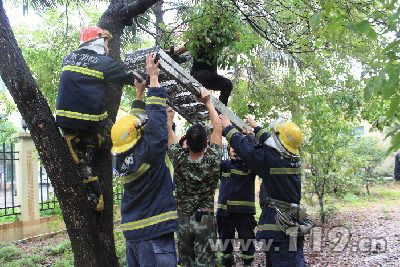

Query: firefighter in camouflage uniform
167;88;222;267
56;26;135;211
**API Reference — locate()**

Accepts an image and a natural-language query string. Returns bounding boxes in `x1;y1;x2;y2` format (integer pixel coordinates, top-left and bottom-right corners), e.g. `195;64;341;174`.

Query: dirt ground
7;184;400;266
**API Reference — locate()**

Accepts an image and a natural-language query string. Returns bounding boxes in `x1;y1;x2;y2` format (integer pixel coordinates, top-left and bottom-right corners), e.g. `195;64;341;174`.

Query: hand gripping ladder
124;46;249;131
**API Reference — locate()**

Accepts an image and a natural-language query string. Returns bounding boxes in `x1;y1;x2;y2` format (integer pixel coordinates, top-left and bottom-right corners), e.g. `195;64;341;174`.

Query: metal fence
1;141;229;218
0;143;20;217
39;166;58;211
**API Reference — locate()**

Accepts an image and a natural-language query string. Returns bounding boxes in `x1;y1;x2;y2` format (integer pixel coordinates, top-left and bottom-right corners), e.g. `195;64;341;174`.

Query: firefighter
55;26;135;211
217;142;257;267
219;115;310;267
112;54;178;266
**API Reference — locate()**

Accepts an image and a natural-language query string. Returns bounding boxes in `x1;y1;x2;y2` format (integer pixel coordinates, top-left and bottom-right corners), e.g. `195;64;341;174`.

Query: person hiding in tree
171;15;239;106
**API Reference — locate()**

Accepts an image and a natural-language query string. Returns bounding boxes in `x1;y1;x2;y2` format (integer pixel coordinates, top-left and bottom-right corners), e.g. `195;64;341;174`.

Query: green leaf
355;20;378;39
383;40;400;53
344;22;361;34
364;80;373;100
310;12;322;28
386;95;399;119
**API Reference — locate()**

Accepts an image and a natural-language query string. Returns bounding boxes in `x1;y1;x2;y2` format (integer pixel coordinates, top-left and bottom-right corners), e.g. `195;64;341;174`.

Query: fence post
13;132;40;222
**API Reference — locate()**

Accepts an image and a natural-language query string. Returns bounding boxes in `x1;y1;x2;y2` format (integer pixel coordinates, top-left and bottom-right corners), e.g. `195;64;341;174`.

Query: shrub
0;245;20;263
52;258;73;267
43;240;71;255
5;254;47;267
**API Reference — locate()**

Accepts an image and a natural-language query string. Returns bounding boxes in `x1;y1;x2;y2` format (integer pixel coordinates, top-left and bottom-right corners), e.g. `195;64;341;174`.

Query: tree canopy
1;0;399;265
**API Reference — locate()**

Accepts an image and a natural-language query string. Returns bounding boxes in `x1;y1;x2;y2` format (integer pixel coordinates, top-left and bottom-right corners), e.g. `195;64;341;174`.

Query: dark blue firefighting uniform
217;156;257;266
56;48;134;132
224;126;306;267
113;87;178;266
56;47;135;210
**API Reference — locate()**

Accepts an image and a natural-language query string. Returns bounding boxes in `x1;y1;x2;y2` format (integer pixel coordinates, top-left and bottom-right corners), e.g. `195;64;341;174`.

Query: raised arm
130;79;147;118
167;107;178;148
141;54;168;162
198;87;222;148
220;114;267;177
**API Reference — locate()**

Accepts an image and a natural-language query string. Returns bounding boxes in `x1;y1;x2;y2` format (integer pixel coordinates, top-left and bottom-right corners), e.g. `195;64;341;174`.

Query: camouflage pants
61;118;113;211
177;213;217;267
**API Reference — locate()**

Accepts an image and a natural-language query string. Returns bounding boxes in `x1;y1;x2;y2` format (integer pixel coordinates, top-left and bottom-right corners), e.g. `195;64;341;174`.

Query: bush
115;231;127;267
319;205;337;220
0;245;20;263
43;240;71;255
5;254;47;267
52;258;73;267
342;193;359;202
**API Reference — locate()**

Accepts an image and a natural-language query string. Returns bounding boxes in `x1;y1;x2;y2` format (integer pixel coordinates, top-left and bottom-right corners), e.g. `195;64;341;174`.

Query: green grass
0;245;20;263
0;208;20;223
52;258;74;267
332;184;400;210
374;188;400;198
43;240;71;256
4;254;47;267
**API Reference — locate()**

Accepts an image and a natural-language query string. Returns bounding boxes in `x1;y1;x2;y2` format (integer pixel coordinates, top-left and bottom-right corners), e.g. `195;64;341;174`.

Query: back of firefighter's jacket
56;49;134;132
113;87;178;242
217;159;256;216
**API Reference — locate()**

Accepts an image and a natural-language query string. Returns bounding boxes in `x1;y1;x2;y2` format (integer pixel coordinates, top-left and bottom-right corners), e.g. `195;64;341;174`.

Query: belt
196;208;214;215
192;208;214;215
264;197;293;212
193;208;214;223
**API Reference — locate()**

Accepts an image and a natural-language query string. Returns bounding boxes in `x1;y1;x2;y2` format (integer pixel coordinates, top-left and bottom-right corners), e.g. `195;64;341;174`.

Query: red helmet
80;26;112;44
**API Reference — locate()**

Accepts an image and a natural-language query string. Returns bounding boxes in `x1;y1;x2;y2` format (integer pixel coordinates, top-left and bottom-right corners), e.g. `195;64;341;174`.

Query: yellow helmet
274;120;302;155
111;115;143;155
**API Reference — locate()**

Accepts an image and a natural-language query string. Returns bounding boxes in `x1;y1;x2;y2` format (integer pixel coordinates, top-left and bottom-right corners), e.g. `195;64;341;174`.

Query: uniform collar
78;38;105;55
264;135;300;159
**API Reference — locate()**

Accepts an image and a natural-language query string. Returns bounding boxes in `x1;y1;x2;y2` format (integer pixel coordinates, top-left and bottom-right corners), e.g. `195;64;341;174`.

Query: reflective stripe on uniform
62;65;104;79
231;169;251;176
120;210;177;231
227;200;255;207
256;129;268;140
226;128;239;142
258;224;281;231
130;108;146;117
241;254;255;259
56;110;108;121
270;167;301;174
147;96;166;106
217;204;227;210
118;163;150;184
221;172;230;177
83;176;98;184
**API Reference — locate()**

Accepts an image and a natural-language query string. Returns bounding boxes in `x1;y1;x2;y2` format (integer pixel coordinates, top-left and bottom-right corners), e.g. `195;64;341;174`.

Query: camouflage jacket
168;143;222;215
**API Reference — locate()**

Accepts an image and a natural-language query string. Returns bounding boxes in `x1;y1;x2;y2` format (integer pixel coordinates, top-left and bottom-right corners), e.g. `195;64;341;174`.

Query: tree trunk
151;0;164;45
0;0;160;266
318;197;325;224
